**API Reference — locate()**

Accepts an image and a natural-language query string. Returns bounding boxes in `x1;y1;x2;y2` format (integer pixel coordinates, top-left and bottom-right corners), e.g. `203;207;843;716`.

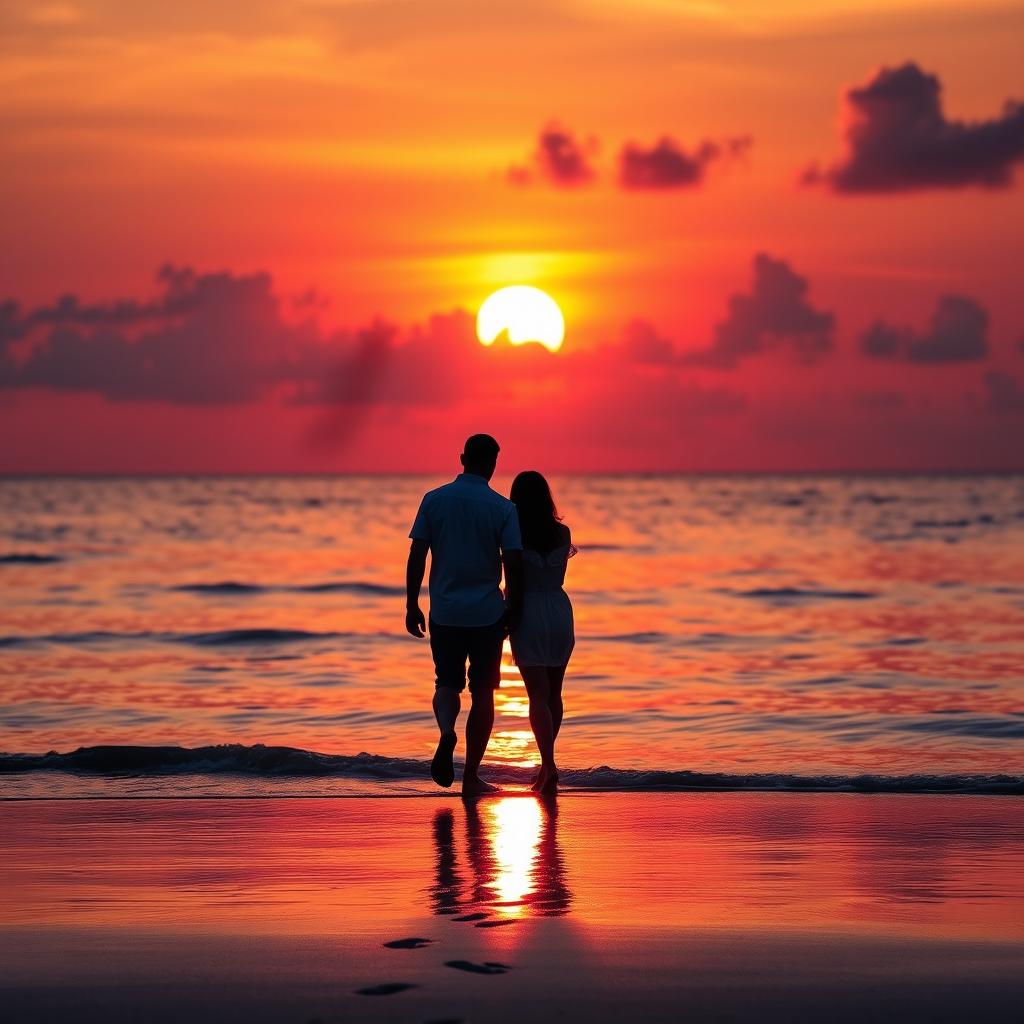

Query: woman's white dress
510;542;575;667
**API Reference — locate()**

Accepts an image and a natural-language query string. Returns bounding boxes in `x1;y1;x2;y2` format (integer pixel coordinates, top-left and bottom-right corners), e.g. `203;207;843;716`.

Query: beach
2;475;1023;1019
3;791;1022;1022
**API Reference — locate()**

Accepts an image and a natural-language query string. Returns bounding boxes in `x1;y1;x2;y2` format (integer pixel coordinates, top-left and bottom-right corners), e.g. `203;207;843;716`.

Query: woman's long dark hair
510;471;571;555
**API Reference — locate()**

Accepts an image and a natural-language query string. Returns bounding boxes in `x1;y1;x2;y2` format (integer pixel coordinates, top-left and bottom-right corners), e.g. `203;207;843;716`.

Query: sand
1;791;1022;1022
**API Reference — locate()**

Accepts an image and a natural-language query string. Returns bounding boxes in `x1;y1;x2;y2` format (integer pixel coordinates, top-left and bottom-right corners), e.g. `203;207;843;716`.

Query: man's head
460;433;500;480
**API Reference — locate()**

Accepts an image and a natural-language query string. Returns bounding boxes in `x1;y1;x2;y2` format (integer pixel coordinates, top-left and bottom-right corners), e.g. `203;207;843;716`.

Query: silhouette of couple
406;433;575;797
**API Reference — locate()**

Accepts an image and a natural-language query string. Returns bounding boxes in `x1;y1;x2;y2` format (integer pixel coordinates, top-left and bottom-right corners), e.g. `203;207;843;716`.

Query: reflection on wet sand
429;795;571;919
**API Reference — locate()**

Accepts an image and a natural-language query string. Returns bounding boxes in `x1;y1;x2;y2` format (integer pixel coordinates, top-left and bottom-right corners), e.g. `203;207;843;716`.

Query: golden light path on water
490;637;536;767
487;797;544;918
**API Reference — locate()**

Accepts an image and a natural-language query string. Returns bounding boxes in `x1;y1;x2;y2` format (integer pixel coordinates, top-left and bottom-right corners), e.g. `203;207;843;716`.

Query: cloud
618;319;678;363
984;371;1024;413
0;265;361;403
684;253;834;368
507;123;597;188
859;294;989;363
302;306;748;452
0;300;24;351
804;63;1024;193
619;135;750;189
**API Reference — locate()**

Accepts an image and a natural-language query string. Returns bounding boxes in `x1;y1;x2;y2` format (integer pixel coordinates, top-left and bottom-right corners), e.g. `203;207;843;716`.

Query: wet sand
1;792;1022;1022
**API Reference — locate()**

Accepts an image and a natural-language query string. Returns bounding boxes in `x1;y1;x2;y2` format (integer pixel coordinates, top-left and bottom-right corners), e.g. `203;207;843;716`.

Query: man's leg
462;620;503;796
463;687;495;791
429;621;468;789
432;686;460;735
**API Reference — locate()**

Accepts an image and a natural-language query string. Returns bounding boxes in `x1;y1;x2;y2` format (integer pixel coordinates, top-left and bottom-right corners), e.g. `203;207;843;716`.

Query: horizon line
2;468;1023;481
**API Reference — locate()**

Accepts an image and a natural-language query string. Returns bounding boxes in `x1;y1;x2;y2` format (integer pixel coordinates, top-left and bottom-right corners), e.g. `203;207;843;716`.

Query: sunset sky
2;0;1023;473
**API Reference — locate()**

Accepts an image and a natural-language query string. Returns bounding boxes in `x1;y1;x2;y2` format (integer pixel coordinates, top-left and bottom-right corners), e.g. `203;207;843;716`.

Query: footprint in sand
383;937;434;949
354;982;417;996
444;960;512;975
452;912;488;922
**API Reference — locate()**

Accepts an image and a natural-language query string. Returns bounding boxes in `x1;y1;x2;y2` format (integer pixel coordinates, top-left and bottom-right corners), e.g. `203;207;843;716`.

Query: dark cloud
984;371;1024;413
299;310;497;412
804;62;1024;193
303;307;746;450
0;300;24;351
507;123;597;188
0;265;353;403
619;135;750;189
859;295;989;363
618;319;678;363
685;253;835;368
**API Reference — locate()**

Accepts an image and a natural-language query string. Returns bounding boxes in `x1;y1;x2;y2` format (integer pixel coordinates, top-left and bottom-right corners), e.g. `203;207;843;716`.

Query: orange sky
2;1;1023;472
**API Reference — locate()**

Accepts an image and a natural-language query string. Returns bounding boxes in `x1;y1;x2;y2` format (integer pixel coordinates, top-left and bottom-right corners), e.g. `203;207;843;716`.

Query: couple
405;433;575;798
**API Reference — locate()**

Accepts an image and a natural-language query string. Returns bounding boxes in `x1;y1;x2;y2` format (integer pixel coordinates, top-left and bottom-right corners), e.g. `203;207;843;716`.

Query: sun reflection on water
488;797;543;916
494;637;535;765
429;796;572;920
488;729;535;766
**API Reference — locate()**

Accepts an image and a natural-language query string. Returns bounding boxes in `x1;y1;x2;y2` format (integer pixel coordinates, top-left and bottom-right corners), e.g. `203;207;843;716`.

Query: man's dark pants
429;618;505;693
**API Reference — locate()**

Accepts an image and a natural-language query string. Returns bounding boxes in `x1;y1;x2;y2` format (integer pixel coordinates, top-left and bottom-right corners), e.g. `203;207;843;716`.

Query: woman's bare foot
461;774;499;798
532;765;558;793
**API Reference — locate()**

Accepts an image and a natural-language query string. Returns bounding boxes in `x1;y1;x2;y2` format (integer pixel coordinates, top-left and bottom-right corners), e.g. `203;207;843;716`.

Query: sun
476;285;565;353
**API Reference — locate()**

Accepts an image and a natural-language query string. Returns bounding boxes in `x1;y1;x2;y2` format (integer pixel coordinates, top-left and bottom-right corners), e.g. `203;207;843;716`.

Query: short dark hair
463;433;500;462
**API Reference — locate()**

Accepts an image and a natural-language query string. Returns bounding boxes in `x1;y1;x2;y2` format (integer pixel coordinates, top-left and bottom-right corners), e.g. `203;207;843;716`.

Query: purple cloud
619;135;750;189
984;371;1024;413
685;254;835;368
0;266;353;403
804;63;1024;193
507;123;597;188
859;295;989;363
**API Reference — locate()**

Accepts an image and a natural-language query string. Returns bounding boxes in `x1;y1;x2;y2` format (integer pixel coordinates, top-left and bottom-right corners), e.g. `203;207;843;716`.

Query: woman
509;471;576;793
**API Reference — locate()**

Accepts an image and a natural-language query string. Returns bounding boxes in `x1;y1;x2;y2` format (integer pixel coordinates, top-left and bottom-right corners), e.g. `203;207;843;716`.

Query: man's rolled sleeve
409;499;432;542
500;506;523;552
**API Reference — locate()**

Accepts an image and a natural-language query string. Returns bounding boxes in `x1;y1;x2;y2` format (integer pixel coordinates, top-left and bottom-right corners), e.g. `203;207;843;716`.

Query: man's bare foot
461;775;499;798
431;731;457;788
528;765;543;790
533;765;558;793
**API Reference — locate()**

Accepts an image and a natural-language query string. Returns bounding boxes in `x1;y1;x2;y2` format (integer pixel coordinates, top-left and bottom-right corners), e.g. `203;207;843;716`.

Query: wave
1;744;1019;794
913;517;994;530
178;628;340;646
0;628;342;648
730;587;879;601
172;580;405;597
0;552;63;564
173;582;264;595
295;582;405;596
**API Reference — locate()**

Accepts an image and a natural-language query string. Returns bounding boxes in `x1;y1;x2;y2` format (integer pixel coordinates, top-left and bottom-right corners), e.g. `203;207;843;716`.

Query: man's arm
502;548;524;635
405;539;429;637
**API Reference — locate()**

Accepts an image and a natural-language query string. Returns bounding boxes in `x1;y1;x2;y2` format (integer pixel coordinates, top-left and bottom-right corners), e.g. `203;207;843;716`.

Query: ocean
2;474;1022;797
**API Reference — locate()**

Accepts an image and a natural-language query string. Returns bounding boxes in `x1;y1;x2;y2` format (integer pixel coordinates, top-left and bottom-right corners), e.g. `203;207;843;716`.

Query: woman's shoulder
555;523;577;560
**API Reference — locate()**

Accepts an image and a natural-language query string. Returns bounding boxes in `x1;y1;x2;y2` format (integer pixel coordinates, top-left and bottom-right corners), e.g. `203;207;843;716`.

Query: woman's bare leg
520;665;557;789
548;665;566;740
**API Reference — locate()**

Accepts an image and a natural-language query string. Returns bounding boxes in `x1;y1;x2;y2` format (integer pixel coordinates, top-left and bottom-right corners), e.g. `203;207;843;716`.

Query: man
406;433;523;797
